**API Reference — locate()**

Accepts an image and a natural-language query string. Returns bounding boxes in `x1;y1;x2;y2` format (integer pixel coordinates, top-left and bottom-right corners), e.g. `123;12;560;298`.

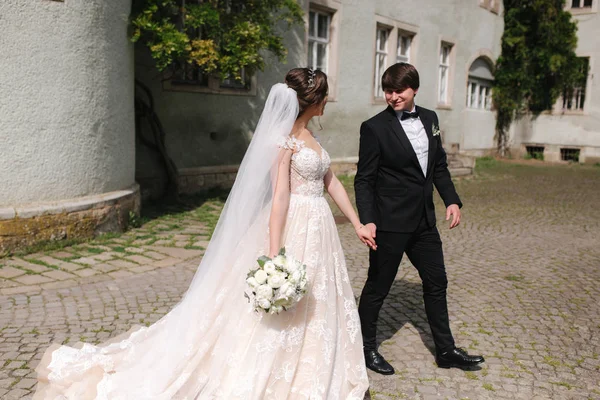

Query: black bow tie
400;111;419;121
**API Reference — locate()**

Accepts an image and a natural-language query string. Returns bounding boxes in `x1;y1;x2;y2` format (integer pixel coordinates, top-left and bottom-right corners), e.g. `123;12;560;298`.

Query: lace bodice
280;136;331;197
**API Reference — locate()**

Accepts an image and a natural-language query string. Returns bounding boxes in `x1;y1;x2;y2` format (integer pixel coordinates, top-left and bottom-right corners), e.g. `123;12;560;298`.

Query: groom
354;63;484;374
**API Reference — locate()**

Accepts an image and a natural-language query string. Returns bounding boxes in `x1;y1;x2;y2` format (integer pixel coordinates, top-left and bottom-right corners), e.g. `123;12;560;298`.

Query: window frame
371;15;419;104
164;66;257;96
396;32;413;64
306;0;341;101
437;41;455;108
374;26;391;99
308;10;331;73
566;0;597;14
555;55;592;115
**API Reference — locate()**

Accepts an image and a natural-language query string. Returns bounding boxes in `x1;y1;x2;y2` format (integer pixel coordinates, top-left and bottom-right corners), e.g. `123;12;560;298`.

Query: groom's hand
365;223;377;238
446;205;461;229
356;223;377;250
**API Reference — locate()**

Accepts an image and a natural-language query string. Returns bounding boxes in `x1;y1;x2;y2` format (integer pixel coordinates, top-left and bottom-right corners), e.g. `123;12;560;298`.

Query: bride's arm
324;169;377;249
268;149;293;257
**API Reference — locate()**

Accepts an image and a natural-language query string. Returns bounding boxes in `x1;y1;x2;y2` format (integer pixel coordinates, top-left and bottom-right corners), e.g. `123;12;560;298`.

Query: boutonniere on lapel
432;124;441;137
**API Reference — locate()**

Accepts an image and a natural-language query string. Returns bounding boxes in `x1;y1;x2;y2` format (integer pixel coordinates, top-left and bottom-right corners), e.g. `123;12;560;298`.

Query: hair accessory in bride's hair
307;68;316;88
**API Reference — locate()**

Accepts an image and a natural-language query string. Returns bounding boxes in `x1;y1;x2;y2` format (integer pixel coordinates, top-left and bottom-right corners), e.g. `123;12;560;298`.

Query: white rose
246;277;259;288
254;270;268;284
258;298;272;310
267;272;286;289
272;255;286;268
264;261;277;275
279;282;296;299
289;270;302;284
256;284;274;300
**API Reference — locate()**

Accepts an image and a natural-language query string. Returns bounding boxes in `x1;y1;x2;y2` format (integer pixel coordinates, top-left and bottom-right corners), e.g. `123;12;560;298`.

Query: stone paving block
108;270;134;279
147;246;203;260
91;253;117;262
41;270;76;281
70;257;101;266
72;269;99;278
107;259;140;269
143;251;167;260
123;247;145;254
6;259;49;274
13;275;53;285
125;255;155;265
39;280;79;291
0;267;25;279
4;388;30;400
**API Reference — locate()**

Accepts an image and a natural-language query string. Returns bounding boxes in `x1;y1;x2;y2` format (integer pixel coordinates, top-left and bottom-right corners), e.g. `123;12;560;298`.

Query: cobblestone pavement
1;160;599;399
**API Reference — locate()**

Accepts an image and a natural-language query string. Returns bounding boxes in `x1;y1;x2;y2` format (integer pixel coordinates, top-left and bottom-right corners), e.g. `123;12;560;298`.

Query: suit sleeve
432;112;463;208
354;121;380;224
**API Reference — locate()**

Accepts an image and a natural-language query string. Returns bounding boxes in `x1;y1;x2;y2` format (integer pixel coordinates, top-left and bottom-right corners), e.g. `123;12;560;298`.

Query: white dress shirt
396;106;429;177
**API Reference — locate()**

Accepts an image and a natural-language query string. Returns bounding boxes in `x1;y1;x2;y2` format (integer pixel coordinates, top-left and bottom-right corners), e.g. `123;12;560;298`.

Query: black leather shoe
436;347;485;369
364;350;395;375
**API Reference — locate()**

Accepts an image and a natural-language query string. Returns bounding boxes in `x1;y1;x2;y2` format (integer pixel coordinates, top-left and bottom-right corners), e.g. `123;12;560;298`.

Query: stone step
449;167;473;177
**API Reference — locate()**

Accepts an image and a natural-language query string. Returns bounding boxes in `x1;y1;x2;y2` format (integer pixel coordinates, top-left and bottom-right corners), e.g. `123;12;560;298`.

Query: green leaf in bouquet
273;298;289;307
257;255;270;268
279;247;286;256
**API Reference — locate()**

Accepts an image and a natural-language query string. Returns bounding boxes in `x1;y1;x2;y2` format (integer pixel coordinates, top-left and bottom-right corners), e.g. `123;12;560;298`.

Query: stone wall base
0;185;140;253
462;145;600;164
176;156;475;195
516;143;600;164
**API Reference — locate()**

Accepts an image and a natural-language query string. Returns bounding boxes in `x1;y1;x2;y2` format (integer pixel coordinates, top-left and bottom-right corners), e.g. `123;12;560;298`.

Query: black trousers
358;215;455;354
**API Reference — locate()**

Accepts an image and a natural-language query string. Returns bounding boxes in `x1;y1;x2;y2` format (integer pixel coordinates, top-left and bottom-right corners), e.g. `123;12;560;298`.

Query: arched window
466;57;494;110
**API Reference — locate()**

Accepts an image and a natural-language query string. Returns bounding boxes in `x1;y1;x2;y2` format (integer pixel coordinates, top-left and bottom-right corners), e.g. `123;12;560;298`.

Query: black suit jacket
354;105;462;233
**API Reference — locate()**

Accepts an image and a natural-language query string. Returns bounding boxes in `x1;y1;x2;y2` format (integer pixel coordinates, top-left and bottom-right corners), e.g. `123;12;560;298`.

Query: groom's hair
382;63;420;92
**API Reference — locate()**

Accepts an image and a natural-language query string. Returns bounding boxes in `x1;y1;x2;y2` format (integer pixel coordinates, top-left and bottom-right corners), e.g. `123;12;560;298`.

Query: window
526;146;545;160
572;0;593;8
172;64;209;87
374;27;390;98
438;43;452;104
466;57;494;110
397;33;412;63
165;65;256;95
562;57;589;111
220;69;251;90
371;16;418;102
467;81;492;110
308;10;331;73
561;148;580;162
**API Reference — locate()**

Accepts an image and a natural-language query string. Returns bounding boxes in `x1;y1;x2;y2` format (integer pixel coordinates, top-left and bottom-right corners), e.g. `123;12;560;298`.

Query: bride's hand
355;225;377;250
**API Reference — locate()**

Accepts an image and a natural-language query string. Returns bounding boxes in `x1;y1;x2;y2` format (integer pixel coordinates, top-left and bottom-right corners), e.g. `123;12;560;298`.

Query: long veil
34;83;300;399
186;82;298;294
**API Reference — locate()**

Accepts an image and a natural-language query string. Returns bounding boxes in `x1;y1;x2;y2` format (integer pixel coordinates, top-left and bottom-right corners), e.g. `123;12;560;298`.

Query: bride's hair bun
285;68;328;115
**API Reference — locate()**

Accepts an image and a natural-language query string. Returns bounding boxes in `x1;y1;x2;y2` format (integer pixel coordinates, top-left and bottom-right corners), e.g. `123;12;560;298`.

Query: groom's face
384;87;417;112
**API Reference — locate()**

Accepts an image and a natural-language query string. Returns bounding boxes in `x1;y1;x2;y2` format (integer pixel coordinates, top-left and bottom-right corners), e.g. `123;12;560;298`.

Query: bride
34;68;376;399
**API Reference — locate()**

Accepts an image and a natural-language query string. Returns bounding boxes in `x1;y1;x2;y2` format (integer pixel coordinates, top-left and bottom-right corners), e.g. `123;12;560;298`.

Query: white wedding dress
34;131;369;399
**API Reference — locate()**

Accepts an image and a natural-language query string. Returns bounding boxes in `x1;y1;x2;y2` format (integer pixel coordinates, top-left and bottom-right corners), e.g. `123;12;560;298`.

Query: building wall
0;0;135;207
136;0;504;194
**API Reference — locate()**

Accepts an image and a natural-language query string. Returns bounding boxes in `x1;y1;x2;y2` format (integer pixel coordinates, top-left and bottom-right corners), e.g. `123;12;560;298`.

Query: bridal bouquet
245;248;308;314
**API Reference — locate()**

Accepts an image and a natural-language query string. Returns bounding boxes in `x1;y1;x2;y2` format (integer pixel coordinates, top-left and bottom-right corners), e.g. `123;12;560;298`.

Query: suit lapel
416;106;437;178
385;106;424;178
